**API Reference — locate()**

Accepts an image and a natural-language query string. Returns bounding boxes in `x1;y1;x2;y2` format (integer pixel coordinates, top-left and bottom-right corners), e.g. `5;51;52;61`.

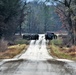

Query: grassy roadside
0;44;28;59
48;39;76;60
0;37;30;59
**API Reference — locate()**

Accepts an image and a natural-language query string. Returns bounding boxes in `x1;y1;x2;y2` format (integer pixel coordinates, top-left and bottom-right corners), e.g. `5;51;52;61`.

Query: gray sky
26;0;46;3
25;0;56;6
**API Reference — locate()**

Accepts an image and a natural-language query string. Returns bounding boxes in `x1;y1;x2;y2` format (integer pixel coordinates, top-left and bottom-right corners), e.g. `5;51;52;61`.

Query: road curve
0;34;76;75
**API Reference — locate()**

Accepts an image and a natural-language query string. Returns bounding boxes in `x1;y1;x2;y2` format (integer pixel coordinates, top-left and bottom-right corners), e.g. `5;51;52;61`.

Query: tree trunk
19;24;22;36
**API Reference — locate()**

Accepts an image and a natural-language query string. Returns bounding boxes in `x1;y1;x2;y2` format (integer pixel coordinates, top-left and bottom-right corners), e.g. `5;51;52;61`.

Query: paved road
0;34;76;75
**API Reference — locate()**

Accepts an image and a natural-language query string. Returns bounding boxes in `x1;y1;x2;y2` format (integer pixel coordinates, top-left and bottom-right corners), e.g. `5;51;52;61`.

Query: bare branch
69;0;72;6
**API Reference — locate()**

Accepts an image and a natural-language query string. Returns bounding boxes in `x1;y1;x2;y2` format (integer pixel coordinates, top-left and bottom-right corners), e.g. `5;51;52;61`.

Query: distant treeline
0;0;62;39
22;1;62;33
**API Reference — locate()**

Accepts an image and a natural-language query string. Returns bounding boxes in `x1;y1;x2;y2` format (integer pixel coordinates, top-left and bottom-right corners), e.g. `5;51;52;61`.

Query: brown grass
48;37;76;60
48;44;76;60
62;46;76;57
0;44;28;59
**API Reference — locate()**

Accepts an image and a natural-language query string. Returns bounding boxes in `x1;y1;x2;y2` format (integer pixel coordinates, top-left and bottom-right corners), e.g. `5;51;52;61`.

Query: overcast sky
26;0;46;2
24;0;56;5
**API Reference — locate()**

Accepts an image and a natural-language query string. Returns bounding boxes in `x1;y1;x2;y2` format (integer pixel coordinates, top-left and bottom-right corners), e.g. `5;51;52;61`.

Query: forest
0;0;76;45
0;0;76;60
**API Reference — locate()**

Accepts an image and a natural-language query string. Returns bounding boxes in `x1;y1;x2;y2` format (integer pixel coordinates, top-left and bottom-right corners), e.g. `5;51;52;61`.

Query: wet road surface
0;34;76;75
